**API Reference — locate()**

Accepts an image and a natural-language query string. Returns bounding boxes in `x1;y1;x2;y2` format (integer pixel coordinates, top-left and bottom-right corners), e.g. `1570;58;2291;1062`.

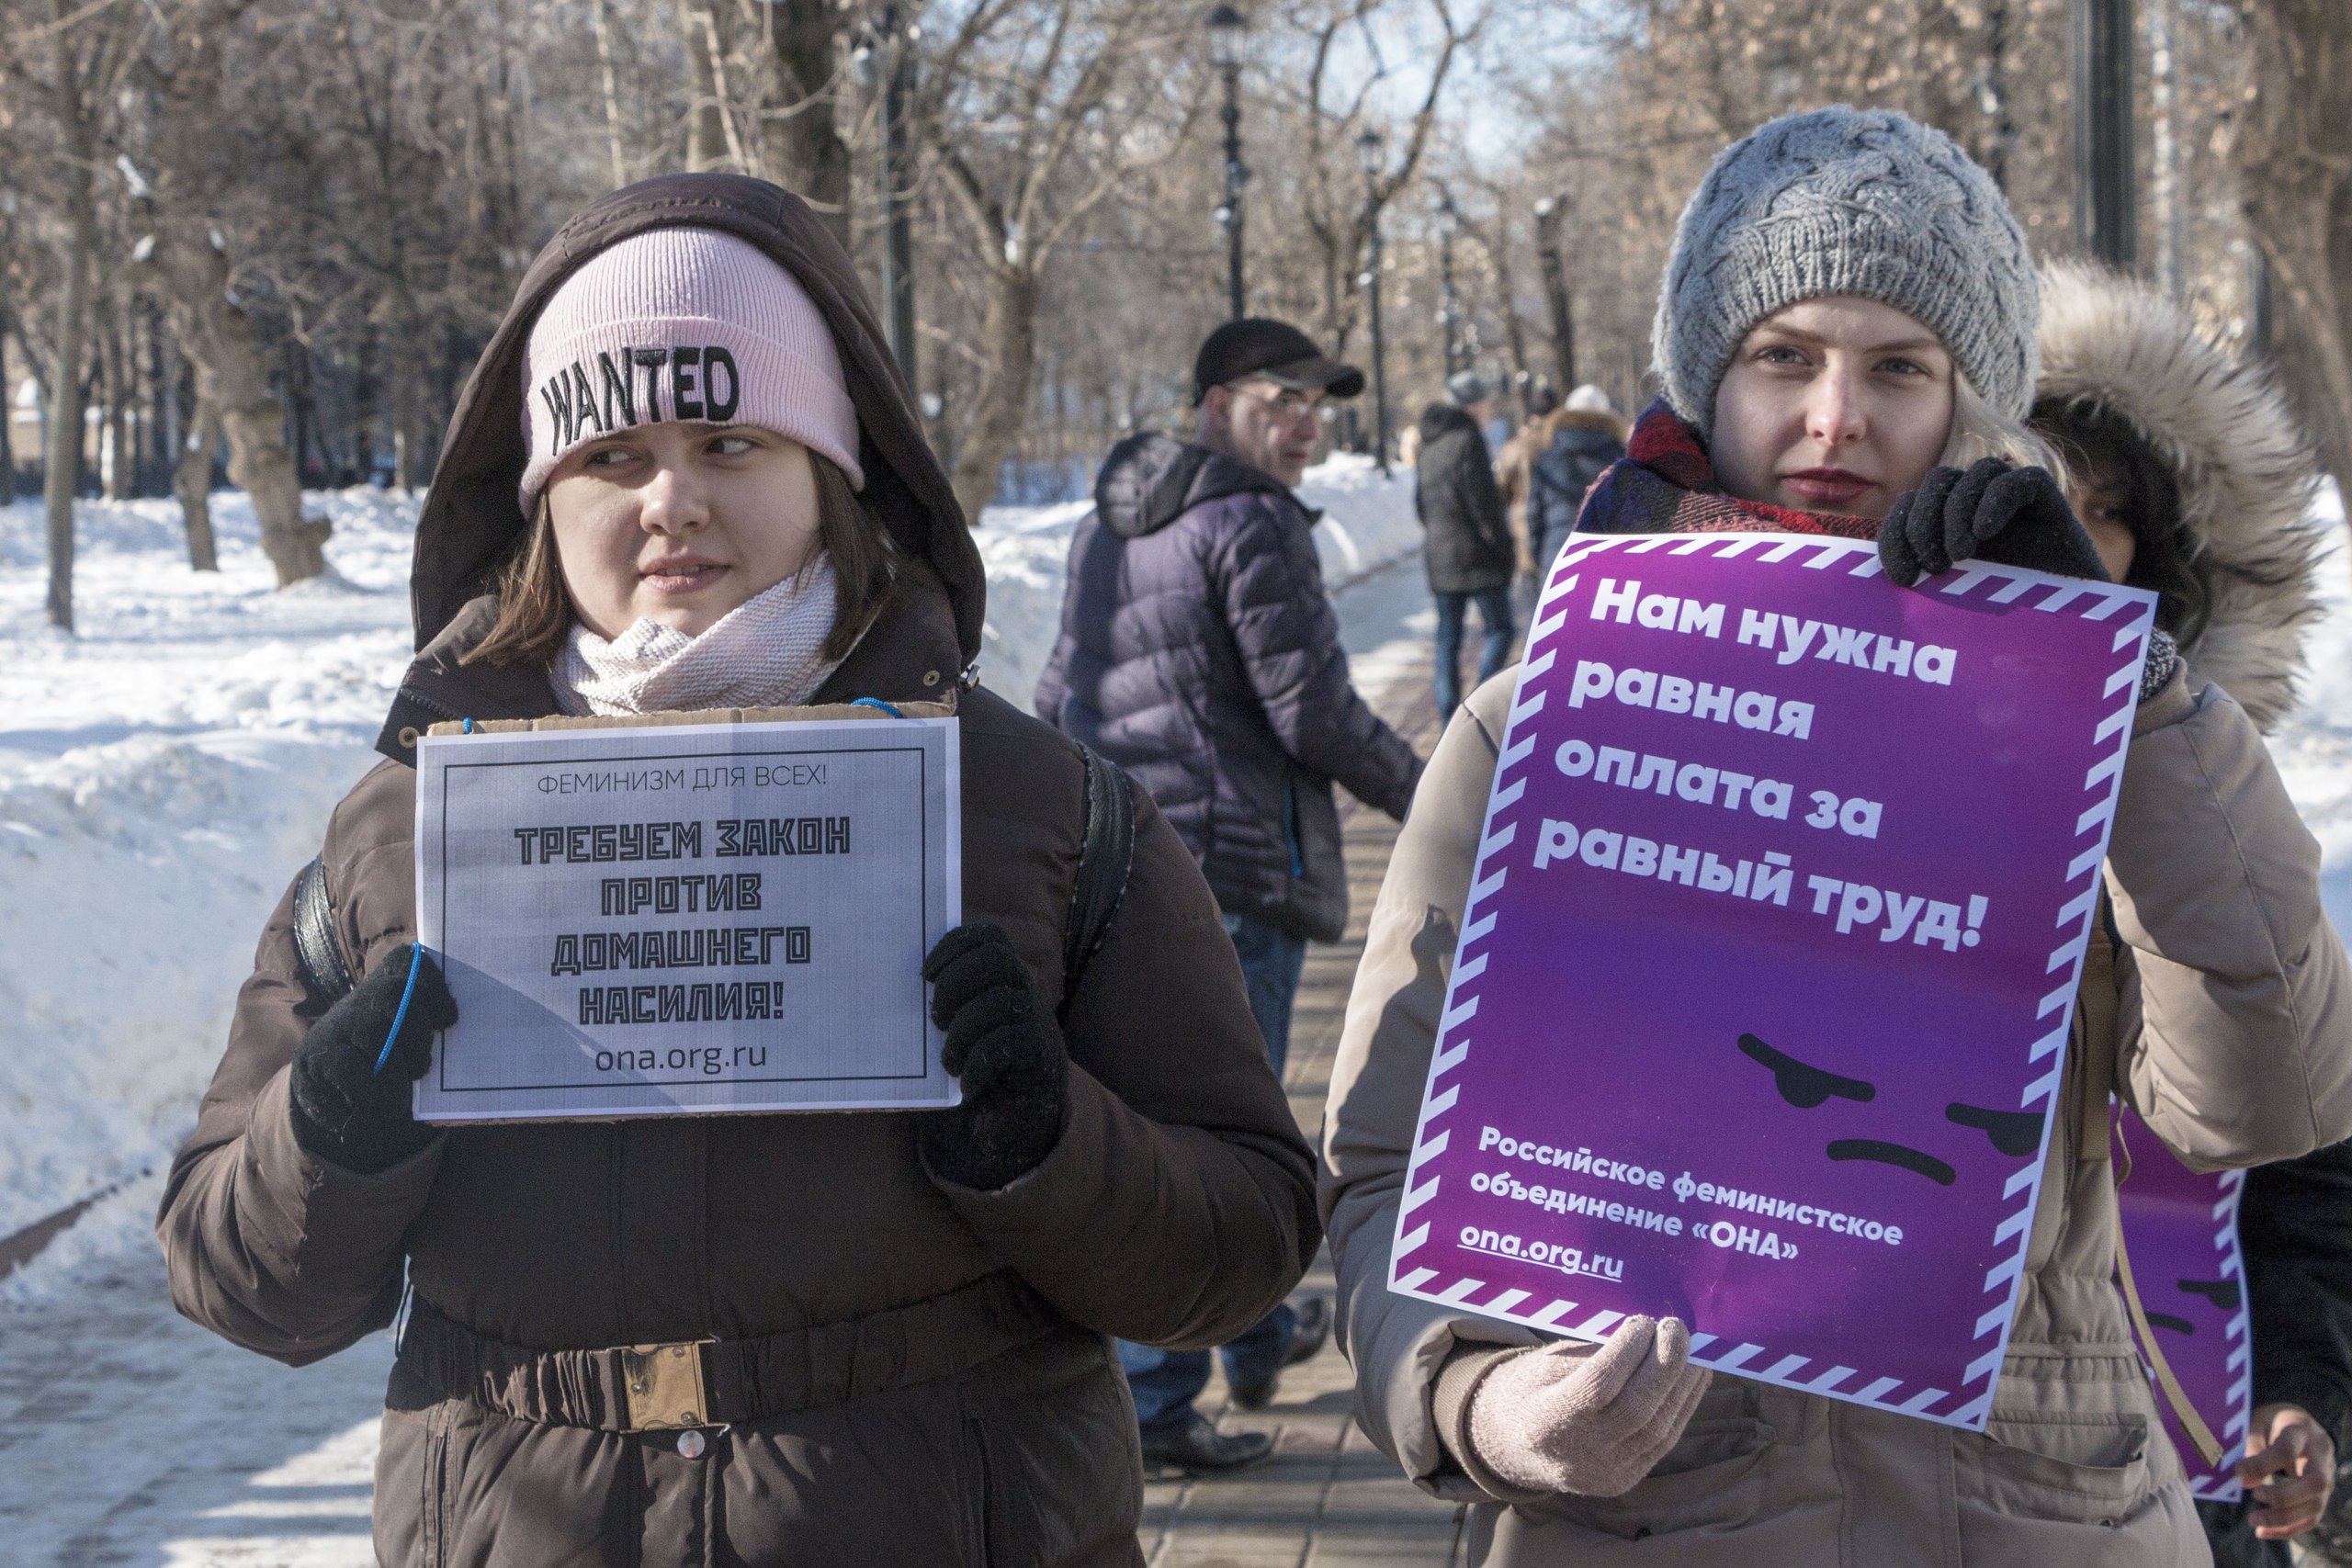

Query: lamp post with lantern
1355;126;1389;472
1207;5;1250;320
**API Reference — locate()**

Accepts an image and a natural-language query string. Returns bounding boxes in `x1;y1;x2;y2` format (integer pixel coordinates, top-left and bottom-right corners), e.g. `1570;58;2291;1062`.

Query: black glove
1879;458;2109;587
919;925;1070;1191
288;942;458;1174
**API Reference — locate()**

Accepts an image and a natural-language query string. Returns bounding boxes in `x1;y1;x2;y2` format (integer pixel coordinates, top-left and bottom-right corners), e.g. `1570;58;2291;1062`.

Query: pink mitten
1464;1315;1712;1498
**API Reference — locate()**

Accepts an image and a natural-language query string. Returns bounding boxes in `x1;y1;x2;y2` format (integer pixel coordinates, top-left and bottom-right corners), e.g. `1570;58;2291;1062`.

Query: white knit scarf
552;556;844;717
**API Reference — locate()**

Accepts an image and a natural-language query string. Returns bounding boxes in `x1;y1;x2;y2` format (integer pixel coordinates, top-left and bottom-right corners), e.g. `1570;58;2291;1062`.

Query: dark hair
2029;398;2208;645
464;449;892;670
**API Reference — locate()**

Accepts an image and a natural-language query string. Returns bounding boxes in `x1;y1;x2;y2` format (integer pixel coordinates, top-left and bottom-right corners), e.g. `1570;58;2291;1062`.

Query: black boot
1228;1296;1331;1412
1139;1410;1273;1475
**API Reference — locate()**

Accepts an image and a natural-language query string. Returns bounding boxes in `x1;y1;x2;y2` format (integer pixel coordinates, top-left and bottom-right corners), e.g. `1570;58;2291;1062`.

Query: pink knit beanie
519;227;863;506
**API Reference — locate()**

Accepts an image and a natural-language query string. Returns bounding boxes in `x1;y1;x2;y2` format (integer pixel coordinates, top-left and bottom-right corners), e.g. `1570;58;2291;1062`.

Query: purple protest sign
2113;1105;2253;1500
1390;532;2159;1431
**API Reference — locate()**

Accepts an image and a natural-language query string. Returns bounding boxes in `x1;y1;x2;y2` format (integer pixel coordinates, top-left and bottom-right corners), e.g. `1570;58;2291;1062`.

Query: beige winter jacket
1322;651;2352;1562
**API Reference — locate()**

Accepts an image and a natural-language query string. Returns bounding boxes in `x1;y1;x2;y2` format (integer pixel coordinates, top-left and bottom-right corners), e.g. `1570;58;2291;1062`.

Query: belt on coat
396;1269;1065;1432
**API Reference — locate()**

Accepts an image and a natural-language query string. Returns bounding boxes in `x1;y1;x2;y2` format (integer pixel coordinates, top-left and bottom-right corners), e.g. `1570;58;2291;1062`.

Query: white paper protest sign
413;716;959;1121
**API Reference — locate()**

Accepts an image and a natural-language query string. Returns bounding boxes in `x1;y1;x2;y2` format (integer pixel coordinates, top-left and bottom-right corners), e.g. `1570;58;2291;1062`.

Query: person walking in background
1322;107;2352;1563
1528;383;1628;578
1036;316;1423;1474
1494;384;1562;584
1415;371;1515;719
2031;259;2349;1565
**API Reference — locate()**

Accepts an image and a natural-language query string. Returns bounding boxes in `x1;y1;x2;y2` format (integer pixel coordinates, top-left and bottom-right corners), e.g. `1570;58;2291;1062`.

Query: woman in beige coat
1321;107;2352;1564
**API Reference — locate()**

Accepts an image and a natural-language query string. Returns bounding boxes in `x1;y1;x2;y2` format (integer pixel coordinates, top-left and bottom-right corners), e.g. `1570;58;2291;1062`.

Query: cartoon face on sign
1736;1031;2048;1186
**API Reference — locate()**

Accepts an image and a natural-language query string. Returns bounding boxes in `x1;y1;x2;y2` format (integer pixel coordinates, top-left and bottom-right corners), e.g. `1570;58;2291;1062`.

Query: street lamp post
1356;127;1388;473
854;9;920;383
1532;195;1575;391
2072;0;2135;268
1437;198;1461;377
1207;6;1250;321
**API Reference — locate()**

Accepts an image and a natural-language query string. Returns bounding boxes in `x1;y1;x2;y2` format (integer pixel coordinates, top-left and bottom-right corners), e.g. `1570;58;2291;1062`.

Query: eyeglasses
1227;381;1324;423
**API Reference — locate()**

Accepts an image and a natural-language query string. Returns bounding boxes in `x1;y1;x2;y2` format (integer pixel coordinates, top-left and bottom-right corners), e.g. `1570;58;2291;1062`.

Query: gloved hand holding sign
288;942;458;1174
920;925;1071;1191
1879;457;2109;588
1463;1314;1713;1498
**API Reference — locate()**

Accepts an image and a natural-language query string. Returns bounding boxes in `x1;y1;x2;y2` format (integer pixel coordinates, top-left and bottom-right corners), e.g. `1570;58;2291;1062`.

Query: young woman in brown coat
1321;107;2352;1564
157;175;1318;1568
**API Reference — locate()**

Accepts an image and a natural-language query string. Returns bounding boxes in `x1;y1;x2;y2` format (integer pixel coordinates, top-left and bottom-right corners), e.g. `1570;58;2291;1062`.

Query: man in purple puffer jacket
1037;319;1423;1472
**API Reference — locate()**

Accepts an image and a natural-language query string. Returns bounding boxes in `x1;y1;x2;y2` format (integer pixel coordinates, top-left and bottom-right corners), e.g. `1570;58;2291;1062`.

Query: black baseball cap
1192;318;1365;405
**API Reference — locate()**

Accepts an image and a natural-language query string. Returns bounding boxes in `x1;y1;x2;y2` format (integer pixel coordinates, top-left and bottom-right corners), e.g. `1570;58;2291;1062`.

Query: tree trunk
2232;0;2352;490
678;0;729;170
1534;198;1575;391
44;221;89;631
0;296;15;509
354;322;379;483
175;392;220;572
142;227;327;585
101;307;131;502
390;325;429;492
754;0;851;246
948;265;1039;520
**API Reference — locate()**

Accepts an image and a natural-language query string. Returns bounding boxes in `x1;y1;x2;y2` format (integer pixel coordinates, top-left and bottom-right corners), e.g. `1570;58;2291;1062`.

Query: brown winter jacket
157;175;1318;1568
1323;632;2352;1553
1493;412;1560;577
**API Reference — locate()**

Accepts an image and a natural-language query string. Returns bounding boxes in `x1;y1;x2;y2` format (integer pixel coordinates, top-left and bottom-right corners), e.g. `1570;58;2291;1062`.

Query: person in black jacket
1415;372;1516;717
1036;317;1424;1474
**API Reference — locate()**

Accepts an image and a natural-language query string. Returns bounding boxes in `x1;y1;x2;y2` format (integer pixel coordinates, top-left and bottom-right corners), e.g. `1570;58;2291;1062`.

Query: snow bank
0;488;417;1269
0;457;1419;1294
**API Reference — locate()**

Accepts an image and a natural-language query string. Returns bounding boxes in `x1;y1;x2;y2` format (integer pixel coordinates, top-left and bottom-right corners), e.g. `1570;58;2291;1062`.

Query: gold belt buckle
618;1338;718;1431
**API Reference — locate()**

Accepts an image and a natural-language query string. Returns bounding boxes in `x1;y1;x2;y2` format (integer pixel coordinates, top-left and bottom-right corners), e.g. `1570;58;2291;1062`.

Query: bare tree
910;0;1205;516
174;390;220;570
673;0;854;243
127;2;328;584
0;0;143;630
1278;0;1480;355
2231;0;2352;488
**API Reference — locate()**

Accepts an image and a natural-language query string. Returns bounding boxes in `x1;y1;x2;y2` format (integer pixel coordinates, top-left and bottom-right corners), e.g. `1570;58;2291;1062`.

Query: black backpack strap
291;855;356;1009
1061;743;1137;1011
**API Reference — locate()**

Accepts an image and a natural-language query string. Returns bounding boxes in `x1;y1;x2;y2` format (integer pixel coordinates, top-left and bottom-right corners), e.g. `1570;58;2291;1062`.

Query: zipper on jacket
1282;780;1304;877
963;1417;995;1568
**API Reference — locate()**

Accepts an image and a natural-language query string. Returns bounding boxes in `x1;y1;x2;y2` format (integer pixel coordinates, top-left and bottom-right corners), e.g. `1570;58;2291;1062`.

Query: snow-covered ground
0;451;1423;1282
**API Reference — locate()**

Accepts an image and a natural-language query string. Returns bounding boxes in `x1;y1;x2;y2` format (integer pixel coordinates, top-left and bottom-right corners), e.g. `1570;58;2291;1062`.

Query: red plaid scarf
1575;400;1882;542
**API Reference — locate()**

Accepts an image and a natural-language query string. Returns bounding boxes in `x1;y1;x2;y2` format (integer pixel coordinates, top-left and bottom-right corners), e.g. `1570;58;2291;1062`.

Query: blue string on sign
374;944;430;1076
850;698;904;718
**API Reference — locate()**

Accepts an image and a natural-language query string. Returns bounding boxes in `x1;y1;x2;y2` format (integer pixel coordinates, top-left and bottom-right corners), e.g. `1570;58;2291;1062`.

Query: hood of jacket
408;174;982;669
1419;402;1481;446
1552;407;1630;446
1091;432;1293;539
2037;261;2324;731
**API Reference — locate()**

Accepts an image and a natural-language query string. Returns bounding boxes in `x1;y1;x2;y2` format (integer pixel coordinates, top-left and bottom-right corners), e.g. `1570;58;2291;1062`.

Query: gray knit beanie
1652;107;2038;434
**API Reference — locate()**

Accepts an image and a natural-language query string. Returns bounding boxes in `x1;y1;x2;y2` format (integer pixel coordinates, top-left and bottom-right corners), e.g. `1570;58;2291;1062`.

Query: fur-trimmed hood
2036;261;2325;731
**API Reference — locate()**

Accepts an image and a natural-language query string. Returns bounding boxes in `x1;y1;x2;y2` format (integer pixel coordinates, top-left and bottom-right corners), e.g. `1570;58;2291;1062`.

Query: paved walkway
1137;645;1471;1567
